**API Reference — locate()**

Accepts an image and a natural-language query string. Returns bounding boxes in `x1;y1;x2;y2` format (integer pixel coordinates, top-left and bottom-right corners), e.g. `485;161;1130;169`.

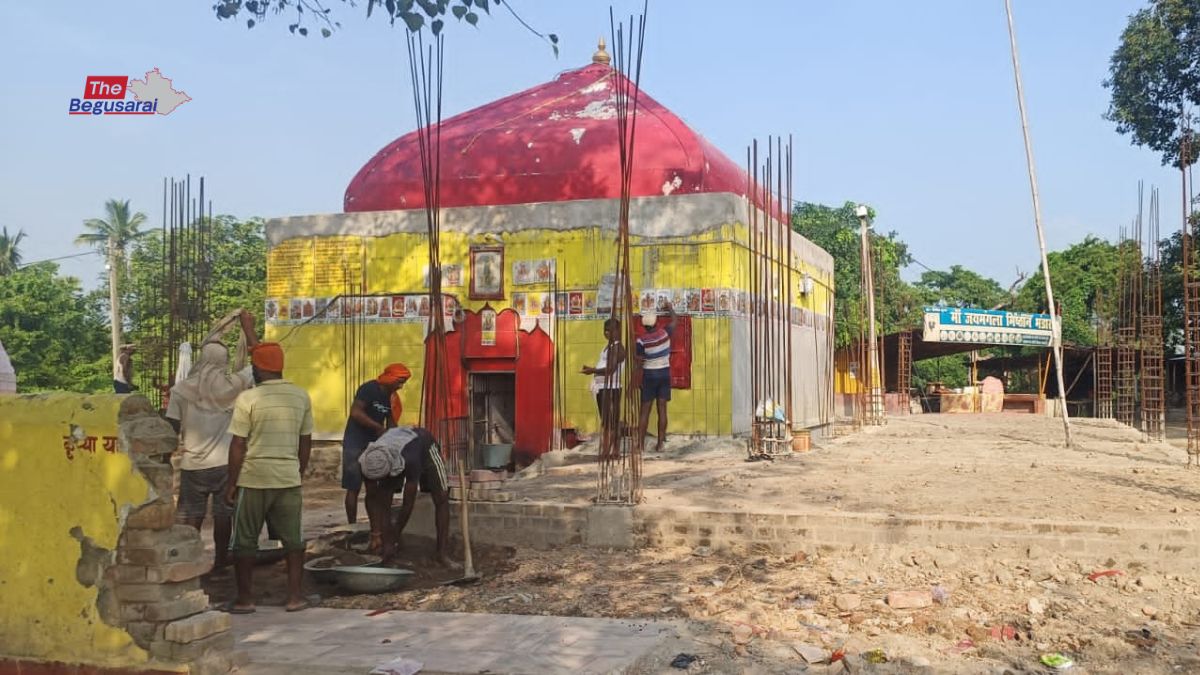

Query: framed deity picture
469;245;504;300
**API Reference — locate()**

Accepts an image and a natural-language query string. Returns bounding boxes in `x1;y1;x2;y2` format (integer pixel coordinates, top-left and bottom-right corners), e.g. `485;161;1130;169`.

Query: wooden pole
1005;0;1073;446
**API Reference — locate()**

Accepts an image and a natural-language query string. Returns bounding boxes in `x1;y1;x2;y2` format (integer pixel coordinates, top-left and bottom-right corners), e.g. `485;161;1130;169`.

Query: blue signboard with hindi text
922;307;1056;347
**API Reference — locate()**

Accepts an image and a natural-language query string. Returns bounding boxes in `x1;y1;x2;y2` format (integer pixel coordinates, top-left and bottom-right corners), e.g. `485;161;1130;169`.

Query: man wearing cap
223;342;313;613
359;425;452;565
636;303;677;453
342;364;411;538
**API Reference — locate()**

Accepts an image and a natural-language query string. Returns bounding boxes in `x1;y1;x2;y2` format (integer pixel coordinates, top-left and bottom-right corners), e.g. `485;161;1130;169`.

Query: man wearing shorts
342;364;410;530
582;318;625;460
166;310;257;573
223;342;313;613
359;426;452;566
636;303;677;453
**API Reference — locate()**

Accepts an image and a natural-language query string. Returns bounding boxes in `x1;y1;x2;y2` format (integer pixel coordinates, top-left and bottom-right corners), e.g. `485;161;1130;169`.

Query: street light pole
857;205;883;424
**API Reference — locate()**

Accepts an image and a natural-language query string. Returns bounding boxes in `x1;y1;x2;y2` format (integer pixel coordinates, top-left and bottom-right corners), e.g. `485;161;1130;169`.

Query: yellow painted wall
0;393;152;667
833;347;883;395
266;222;833;438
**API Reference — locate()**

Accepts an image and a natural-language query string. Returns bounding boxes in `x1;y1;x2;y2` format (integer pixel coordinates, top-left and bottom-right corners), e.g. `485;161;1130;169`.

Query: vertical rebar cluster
1115;218;1140;429
744;137;796;459
1181;128;1200;464
1141;187;1165;442
897;331;913;397
596;3;647;505
342;258;367;439
405;30;456;467
860;226;884;426
133;176;214;409
1094;334;1113;419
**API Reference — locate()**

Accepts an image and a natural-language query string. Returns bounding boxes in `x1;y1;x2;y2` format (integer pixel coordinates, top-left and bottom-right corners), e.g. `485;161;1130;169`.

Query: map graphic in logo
69;69;191;116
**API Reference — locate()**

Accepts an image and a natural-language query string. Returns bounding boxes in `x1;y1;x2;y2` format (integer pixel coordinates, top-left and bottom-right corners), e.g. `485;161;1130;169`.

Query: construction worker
165;310;259;573
342;364;410;544
636;303;677;452
359;426;453;566
224;342;313;613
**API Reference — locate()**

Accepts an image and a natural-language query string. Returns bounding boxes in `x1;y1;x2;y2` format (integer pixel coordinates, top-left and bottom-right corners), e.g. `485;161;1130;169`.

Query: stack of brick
449;469;512;502
103;397;234;675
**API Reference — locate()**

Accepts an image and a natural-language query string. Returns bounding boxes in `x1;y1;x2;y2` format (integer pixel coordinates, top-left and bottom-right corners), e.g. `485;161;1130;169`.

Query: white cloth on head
175;342;193;384
172;342;247;412
359;427;417;480
167;342;254;471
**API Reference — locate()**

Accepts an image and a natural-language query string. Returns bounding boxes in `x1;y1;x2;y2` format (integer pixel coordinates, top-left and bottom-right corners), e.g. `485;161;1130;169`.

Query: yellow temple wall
264;216;834;439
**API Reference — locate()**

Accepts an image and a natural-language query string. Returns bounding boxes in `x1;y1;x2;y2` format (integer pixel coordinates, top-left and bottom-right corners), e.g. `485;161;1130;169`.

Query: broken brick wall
0;393;232;674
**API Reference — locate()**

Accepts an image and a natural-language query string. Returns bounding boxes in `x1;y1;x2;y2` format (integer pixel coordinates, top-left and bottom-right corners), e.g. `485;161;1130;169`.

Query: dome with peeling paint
344;61;749;213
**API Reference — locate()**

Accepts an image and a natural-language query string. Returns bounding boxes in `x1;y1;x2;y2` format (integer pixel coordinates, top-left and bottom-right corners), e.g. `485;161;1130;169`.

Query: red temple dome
344;55;750;213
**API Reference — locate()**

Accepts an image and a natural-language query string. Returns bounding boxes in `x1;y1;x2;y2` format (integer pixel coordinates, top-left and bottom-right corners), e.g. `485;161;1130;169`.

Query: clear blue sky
0;0;1177;290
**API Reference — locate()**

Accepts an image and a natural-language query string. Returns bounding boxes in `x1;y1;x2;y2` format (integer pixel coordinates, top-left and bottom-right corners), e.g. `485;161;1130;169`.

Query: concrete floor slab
231;607;672;675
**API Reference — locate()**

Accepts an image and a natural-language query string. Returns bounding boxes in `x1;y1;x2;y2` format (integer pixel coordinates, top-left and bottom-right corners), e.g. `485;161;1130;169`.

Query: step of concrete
232;607;673;675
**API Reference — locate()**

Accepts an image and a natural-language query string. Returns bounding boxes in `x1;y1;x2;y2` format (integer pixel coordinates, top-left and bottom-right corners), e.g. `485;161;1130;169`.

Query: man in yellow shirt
223;342;313;613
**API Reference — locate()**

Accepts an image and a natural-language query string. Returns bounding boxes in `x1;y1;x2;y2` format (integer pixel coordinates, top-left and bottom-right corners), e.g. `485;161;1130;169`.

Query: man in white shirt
166;311;258;572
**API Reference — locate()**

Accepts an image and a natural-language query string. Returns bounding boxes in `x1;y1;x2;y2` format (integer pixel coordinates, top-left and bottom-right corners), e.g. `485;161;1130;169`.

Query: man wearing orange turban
250;342;285;373
224;340;314;613
341;363;411;539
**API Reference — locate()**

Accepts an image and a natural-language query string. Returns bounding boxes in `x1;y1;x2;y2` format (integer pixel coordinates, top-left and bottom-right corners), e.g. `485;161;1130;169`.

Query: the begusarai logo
69;69;191;116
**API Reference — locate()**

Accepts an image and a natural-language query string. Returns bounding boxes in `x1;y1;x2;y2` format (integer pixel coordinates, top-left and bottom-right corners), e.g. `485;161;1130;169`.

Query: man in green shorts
223;342;313;613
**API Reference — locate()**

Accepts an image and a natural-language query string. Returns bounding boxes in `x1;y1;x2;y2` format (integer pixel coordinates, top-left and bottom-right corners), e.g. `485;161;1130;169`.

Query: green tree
0;263;110;392
792;201;920;347
916;265;1007;309
1014;236;1121;346
1158;230;1186;351
913;355;970;391
76;199;151;380
0;227;26;276
1105;0;1200;167
213;0;558;51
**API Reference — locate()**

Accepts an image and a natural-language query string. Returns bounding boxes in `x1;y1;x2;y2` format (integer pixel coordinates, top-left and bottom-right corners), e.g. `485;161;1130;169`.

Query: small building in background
263;45;834;464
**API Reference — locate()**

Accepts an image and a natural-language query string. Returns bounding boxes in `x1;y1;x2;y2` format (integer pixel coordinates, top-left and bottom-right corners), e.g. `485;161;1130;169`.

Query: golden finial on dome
593;37;611;65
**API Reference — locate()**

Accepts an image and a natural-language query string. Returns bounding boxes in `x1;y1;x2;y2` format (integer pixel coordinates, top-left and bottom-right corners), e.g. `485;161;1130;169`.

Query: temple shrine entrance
469;371;516;468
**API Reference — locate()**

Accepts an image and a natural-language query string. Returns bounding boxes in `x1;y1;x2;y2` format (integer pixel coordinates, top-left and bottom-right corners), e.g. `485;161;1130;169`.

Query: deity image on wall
470;246;505;299
481;308;497;346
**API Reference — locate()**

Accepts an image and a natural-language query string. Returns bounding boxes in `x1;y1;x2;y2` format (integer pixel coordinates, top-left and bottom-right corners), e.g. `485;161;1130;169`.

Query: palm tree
0;227;26;275
76;199;150;384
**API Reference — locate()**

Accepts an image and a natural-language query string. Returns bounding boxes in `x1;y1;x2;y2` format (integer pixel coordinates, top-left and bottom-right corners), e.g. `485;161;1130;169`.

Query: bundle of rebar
861;219;884;426
744;137;797;458
342;259;367;429
596;3;647;505
1094;326;1113;420
406;30;454;455
132;175;214;409
1141;186;1165;442
1115;222;1140;429
1180;126;1200;465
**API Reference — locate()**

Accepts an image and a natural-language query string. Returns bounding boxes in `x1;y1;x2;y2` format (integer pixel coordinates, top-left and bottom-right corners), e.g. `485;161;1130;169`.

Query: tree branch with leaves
1105;0;1200;167
213;0;559;53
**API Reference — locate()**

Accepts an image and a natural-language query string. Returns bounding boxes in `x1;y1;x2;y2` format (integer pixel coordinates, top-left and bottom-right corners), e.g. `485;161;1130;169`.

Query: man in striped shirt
223;342;314;613
636;303;677;452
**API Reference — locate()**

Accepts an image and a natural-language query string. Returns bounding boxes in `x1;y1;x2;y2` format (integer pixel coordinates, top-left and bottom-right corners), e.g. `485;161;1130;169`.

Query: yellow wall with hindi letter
0;394;154;668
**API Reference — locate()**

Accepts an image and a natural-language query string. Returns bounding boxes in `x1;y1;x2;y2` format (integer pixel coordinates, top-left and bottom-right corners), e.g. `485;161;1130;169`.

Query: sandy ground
209;532;1200;673
198;413;1200;673
509;414;1200;530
